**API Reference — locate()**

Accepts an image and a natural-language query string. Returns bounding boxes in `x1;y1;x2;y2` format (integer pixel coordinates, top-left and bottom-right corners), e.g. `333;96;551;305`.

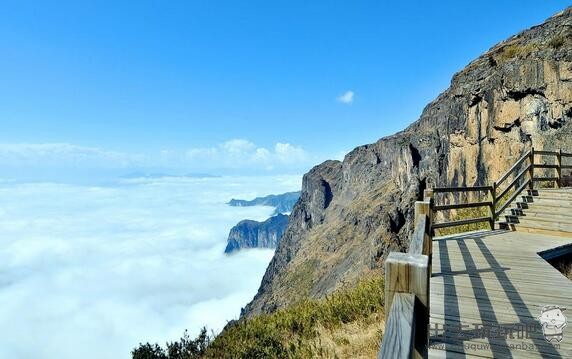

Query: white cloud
0;143;142;168
221;139;256;155
184;139;310;170
337;90;354;104
0;140;314;175
0;175;301;359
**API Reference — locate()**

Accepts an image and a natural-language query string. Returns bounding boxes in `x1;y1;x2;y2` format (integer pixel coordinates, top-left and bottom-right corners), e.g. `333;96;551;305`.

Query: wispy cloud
0;143;142;168
185;139;310;170
337;90;354;105
0;140;314;174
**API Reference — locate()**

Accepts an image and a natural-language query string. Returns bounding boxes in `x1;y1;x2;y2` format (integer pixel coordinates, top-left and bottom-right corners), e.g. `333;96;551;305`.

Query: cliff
244;8;572;316
225;214;289;253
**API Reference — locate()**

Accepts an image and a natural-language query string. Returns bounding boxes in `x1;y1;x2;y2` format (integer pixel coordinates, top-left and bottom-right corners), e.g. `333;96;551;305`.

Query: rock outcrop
243;8;572;316
228;192;301;214
225;214;289;253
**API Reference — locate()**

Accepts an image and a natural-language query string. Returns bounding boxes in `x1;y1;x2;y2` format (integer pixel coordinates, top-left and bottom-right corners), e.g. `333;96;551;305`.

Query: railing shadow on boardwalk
431;231;563;358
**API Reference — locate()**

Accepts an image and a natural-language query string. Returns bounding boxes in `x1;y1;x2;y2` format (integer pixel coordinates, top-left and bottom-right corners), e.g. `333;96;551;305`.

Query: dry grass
564;264;572;281
436;207;491;236
548;35;566;49
555;261;572;281
308;312;385;358
202;275;385;358
497;43;538;62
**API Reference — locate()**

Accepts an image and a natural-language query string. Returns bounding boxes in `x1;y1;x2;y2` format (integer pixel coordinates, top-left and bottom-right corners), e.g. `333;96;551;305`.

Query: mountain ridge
228;191;301;215
243;7;572;316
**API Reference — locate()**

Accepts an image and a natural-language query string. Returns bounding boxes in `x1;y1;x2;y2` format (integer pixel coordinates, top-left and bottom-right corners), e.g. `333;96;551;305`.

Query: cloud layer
0;175;301;358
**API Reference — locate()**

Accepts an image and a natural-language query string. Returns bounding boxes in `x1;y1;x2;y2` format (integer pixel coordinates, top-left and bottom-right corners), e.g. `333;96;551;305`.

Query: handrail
496;149;531;187
535;150;559;156
379;191;432;358
379;149;571;358
496;163;531;202
431;148;572;232
433;201;492;211
378;293;416;358
431;216;490;230
432;185;492;193
495;178;532;218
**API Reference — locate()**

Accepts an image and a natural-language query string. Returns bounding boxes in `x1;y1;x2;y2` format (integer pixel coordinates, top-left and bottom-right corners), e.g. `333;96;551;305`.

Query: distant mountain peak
228;191;301;214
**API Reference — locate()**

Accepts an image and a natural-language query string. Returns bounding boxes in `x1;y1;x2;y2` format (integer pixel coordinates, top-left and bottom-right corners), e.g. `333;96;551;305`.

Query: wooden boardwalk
429;230;572;358
378;150;572;358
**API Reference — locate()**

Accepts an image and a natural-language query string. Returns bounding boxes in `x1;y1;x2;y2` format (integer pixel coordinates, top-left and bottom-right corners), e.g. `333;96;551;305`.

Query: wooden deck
429;230;572;358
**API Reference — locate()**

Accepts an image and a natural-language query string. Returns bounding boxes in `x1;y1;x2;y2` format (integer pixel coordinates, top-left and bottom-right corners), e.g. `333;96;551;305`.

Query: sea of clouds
0;175;301;358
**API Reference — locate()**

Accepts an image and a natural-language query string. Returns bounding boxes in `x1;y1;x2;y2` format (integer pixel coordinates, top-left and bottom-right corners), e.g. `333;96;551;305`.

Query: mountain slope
244;7;572;316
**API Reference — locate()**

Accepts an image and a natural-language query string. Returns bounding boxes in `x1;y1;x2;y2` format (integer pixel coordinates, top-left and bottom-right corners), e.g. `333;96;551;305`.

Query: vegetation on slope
132;275;384;359
550;255;572;281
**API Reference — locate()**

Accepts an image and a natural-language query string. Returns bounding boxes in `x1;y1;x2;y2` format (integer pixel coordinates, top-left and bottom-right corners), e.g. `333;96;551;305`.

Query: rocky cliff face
225;214;289;253
243;8;572;316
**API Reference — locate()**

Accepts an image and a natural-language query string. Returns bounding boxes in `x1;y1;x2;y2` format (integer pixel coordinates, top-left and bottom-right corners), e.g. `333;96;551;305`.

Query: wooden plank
433;201;492;211
378;293;415;359
557;149;562;188
495;164;531;201
429;225;572;358
385;252;430;357
433;186;492;193
385;253;429;317
432;216;490;230
529;148;535;190
496;149;531;187
533;177;559;182
534;150;559;156
409;216;427;255
495;179;531;217
411;200;432;257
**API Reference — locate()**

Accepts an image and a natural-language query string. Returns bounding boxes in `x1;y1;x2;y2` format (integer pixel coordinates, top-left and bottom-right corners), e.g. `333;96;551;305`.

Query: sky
0;1;570;177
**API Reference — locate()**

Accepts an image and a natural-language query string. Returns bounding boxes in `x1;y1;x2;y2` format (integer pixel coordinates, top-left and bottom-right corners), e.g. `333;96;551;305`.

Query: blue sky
0;1;570;177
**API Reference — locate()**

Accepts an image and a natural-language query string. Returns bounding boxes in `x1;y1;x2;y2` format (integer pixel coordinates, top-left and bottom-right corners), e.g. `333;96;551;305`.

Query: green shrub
132;328;210;359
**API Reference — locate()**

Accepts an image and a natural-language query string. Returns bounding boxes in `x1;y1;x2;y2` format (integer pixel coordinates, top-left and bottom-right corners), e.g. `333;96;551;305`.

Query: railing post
490;182;497;228
423;189;434;238
385;253;429;358
557;149;563;188
423;188;433;203
529;147;535;190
